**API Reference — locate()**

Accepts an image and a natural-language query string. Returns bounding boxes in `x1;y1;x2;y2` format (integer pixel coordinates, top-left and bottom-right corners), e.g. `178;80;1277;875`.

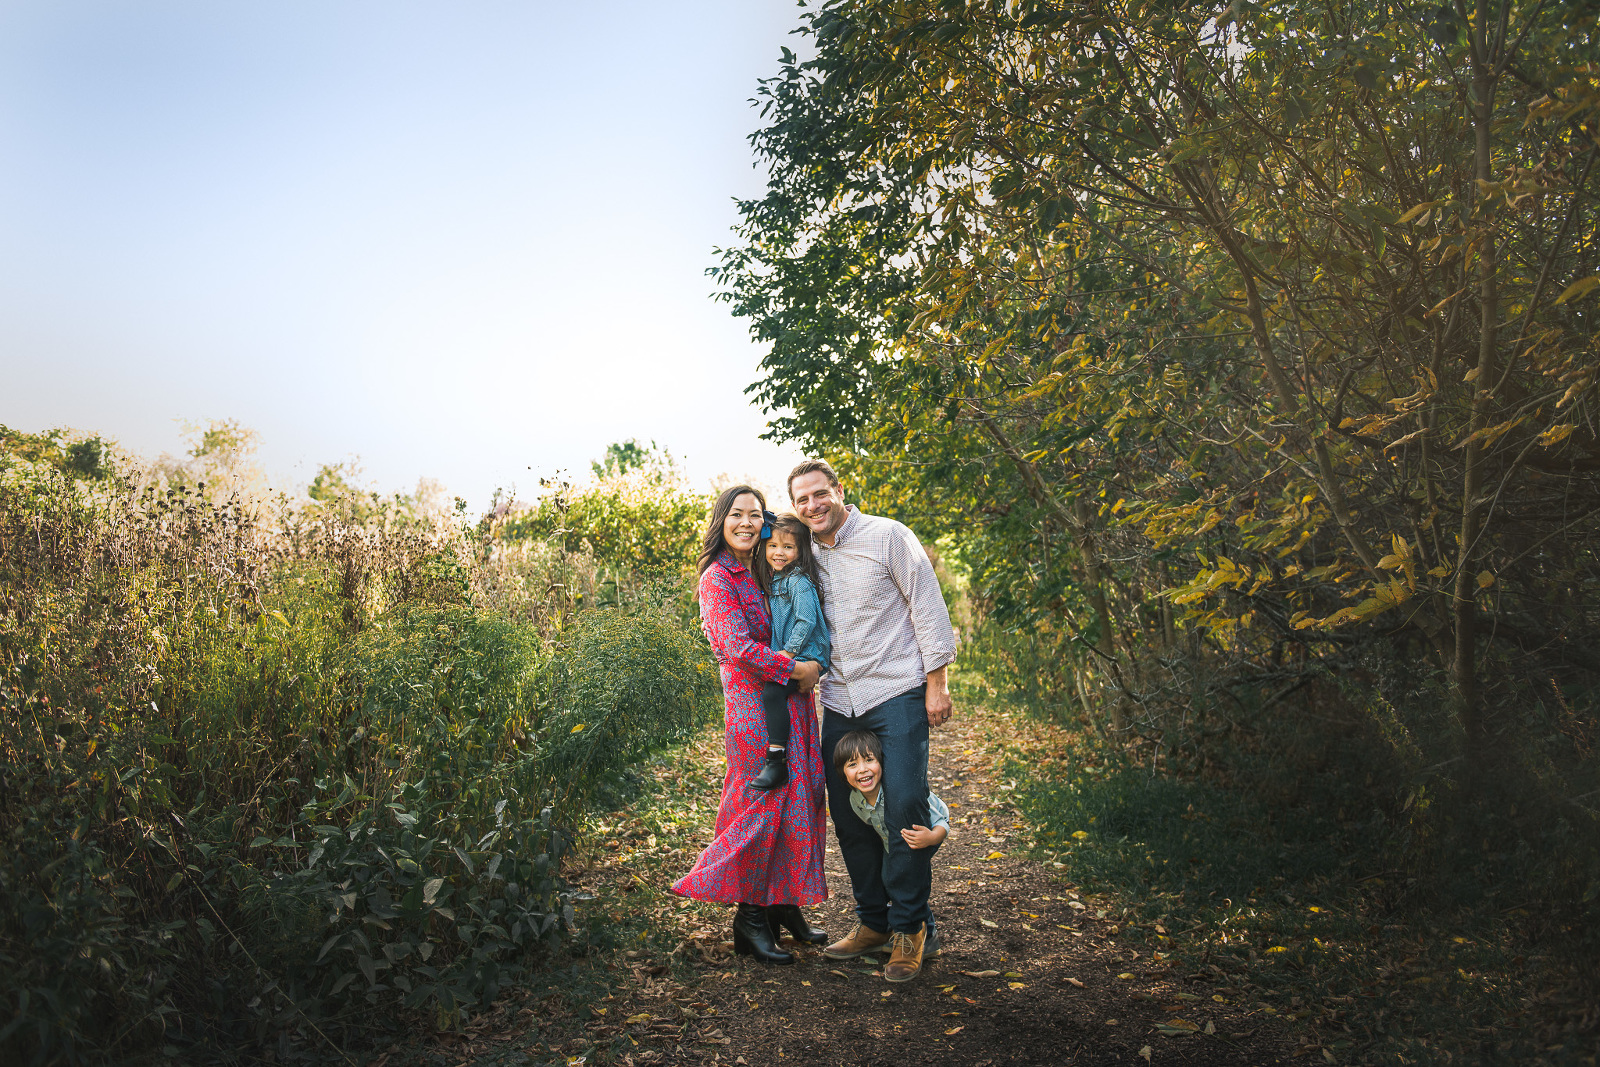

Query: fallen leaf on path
978;918;999;928
1065;977;1084;987
941;1011;961;1017
1204;1021;1216;1035
1068;901;1087;910
944;1026;965;1035
829;970;848;978
1117;973;1136;980
1155;1019;1200;1037
984;851;1005;860
624;1014;651;1024
880;990;893;998
962;970;1000;978
1003;971;1022;978
1007;982;1027;989
1139;1046;1152;1062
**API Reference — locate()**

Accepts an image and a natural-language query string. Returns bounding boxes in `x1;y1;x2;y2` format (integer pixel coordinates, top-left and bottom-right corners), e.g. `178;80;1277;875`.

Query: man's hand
926;666;954;728
791;658;822;694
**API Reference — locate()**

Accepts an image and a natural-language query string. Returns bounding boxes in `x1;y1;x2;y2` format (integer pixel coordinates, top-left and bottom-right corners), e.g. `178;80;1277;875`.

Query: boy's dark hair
832;729;883;778
767;514;825;607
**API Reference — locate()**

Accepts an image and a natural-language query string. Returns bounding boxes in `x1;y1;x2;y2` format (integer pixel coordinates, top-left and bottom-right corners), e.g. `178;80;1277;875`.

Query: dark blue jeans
822;685;938;936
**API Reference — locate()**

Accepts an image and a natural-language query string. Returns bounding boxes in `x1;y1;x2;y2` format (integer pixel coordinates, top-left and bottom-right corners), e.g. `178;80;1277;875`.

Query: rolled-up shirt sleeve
886;522;958;675
700;566;794;683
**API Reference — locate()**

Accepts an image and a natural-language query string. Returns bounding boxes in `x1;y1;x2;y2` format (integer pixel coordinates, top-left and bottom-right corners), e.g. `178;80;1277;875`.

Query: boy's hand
901;824;946;849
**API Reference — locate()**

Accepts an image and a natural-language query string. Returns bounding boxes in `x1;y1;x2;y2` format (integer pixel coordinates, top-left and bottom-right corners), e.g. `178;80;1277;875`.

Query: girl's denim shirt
769;571;832;671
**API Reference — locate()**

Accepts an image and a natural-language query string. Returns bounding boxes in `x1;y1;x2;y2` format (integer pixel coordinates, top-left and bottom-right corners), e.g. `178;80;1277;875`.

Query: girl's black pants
759;678;798;750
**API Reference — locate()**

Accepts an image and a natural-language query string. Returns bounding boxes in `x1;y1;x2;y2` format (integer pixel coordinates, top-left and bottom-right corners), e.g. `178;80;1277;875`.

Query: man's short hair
787;458;841;499
832;729;883;777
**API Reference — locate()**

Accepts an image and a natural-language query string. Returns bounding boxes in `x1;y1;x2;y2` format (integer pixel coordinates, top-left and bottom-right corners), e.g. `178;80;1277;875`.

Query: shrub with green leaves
0;437;720;1064
498;471;708;574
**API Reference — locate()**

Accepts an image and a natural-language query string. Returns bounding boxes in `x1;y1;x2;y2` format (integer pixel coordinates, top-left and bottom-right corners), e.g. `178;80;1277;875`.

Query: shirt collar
820;505;860;550
849;787;882;813
717;548;745;574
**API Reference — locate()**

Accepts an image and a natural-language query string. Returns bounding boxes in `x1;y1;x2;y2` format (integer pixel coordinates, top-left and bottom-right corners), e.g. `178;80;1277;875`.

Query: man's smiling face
790;470;846;542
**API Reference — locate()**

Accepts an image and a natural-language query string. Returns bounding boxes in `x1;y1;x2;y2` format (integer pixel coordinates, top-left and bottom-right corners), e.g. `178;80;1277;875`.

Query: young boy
829;729;949;981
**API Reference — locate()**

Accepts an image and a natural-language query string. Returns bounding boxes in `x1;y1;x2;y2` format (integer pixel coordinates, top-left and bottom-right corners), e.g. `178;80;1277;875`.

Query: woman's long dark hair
769;514;824;608
697;484;768;588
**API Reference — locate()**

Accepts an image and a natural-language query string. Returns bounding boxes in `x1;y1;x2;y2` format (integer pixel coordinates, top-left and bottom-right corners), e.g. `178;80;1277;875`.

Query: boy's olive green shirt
848;786;950;851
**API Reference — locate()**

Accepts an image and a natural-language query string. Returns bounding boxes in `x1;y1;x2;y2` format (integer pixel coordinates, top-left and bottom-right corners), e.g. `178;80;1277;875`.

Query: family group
670;459;958;984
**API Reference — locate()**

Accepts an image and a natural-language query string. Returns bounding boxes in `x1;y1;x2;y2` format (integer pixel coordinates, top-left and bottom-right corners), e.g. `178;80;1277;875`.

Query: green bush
498;472;708;574
0;443;720;1063
536;606;721;809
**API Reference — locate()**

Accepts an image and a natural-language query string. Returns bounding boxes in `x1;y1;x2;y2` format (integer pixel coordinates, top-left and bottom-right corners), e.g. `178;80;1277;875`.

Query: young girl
751;514;832;790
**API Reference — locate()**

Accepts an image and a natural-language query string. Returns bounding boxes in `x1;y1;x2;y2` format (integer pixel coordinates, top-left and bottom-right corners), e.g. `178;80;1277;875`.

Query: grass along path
524;701;1291;1067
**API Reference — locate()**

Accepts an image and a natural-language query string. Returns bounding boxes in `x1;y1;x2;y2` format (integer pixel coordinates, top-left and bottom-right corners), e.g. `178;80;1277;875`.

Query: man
788;458;957;983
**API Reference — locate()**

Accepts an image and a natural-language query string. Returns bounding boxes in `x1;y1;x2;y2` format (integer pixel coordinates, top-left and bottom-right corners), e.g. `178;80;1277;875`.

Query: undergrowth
958;631;1600;1066
0;442;718;1065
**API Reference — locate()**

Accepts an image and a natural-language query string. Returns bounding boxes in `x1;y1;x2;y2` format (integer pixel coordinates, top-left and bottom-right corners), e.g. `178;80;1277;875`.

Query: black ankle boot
748;750;788;791
732;904;794;964
767;904;827;946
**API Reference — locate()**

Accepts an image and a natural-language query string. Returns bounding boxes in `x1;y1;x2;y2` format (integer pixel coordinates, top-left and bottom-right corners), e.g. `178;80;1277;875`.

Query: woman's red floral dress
671;551;828;906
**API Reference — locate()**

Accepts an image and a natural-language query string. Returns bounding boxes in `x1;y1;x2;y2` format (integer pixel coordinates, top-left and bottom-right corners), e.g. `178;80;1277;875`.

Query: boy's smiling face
842;751;882;800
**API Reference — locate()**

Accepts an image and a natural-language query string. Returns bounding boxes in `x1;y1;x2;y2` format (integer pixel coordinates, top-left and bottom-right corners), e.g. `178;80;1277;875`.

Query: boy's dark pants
759;679;797;749
822;684;937;936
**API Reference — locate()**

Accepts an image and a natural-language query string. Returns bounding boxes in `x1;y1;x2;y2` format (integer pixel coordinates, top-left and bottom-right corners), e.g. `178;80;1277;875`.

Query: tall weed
1;446;715;1063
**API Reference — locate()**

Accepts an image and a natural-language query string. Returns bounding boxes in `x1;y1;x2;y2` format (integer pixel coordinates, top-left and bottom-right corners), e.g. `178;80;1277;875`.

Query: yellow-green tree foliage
719;0;1600;744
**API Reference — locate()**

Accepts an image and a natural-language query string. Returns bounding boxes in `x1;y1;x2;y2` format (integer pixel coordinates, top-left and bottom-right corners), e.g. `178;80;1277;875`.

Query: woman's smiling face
723;492;764;559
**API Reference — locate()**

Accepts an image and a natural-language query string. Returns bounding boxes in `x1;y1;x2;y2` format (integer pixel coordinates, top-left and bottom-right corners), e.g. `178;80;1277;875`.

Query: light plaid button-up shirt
814;506;957;716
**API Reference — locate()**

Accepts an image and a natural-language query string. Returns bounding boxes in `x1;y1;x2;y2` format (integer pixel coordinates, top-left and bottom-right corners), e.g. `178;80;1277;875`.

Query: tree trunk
1454;9;1499;759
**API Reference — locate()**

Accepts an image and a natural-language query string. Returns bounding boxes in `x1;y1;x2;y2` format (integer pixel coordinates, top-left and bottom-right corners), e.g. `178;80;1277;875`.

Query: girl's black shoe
748;750;788;791
732;904;794;964
766;904;827;945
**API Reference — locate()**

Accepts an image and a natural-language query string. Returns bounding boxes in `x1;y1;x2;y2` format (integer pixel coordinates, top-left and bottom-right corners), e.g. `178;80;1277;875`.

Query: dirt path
579;705;1290;1067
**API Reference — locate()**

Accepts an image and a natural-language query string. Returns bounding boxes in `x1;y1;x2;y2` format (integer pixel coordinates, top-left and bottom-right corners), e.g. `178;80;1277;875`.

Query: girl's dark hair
698;485;768;588
767;514;824;607
831;729;883;777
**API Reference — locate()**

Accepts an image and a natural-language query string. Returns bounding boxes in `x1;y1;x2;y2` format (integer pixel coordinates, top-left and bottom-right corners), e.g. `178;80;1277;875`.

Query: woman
671;485;829;964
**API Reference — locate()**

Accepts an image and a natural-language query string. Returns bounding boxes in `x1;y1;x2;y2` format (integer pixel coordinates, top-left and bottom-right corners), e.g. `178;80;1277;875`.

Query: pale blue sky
0;1;810;505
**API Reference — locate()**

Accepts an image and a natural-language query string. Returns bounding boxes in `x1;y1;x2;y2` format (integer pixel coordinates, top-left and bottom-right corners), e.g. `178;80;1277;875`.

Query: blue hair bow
760;510;778;540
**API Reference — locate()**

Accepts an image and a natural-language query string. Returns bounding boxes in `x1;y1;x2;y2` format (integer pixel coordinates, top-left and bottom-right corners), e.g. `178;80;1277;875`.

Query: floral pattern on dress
670;551;829;906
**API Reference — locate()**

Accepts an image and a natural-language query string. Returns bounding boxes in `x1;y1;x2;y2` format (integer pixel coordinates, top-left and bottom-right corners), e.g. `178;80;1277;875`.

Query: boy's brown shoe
883;923;927;983
823;924;891;960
